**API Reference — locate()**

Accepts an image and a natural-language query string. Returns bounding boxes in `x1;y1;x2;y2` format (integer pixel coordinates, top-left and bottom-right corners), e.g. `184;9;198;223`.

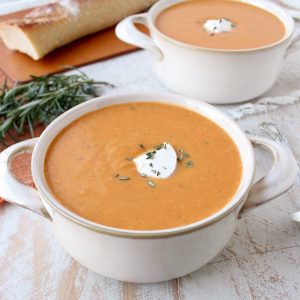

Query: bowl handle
115;13;163;60
0;138;50;219
239;135;298;217
285;32;300;59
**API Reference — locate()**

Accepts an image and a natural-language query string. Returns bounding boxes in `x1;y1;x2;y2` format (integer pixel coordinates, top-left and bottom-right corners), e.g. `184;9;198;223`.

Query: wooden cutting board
0;9;141;84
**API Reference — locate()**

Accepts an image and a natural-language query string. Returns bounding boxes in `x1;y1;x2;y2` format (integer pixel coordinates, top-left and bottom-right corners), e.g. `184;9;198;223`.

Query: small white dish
116;0;300;104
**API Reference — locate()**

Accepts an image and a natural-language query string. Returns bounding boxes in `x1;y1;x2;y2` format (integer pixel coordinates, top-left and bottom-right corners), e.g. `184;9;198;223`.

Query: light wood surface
0;49;300;299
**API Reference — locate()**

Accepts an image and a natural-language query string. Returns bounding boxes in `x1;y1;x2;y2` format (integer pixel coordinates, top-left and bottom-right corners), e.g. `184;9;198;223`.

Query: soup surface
156;0;285;50
45;103;242;230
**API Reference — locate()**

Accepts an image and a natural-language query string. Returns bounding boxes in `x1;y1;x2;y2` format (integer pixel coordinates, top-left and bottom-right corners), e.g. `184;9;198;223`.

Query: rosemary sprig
0;72;113;143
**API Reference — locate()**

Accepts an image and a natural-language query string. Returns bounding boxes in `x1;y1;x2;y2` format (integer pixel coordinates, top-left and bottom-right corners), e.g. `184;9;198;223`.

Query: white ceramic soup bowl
0;92;297;283
116;0;300;104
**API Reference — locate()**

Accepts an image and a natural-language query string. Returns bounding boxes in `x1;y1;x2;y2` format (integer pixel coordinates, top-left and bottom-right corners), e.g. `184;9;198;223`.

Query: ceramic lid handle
239;135;298;217
0;139;50;219
115;13;163;60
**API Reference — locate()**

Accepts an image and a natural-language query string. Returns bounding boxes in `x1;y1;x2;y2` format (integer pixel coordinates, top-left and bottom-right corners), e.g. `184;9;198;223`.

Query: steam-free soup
45;103;242;230
156;0;285;50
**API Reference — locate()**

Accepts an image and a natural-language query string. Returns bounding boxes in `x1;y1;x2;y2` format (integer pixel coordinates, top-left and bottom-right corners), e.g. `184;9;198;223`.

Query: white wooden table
0;48;300;300
1;0;300;293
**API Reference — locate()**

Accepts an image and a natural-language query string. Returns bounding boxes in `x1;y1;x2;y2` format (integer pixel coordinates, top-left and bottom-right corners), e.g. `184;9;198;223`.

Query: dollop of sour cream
203;18;235;35
133;142;177;179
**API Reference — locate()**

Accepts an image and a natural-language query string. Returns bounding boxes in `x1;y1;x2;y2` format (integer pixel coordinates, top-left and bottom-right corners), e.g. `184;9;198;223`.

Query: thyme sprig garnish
0;72;113;143
118;143;193;188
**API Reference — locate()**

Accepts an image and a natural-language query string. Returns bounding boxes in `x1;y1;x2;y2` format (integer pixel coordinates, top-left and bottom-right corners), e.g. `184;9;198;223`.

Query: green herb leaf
177;148;189;161
185;161;193;168
147;180;156;188
155;143;167;150
155;144;163;150
146;150;156;160
118;176;130;181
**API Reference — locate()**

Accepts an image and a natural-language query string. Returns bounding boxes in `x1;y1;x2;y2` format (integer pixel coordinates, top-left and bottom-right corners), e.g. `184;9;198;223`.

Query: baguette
0;0;157;60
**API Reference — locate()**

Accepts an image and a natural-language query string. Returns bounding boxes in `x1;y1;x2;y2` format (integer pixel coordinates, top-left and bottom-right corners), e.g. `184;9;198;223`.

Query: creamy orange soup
156;0;285;50
45;103;242;230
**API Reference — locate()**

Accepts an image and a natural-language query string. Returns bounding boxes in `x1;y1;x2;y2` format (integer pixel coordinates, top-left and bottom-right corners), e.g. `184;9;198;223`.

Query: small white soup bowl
0;92;298;283
116;0;300;104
